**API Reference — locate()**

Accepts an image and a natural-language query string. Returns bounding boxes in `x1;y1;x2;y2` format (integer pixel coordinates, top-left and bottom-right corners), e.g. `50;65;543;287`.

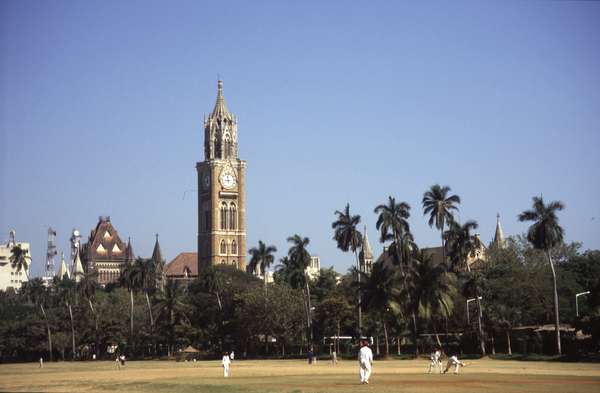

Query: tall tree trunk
130;290;134;353
68;304;76;360
336;320;341;355
40;304;53;361
412;313;419;356
304;278;313;347
353;249;362;335
441;227;445;264
491;333;496;355
475;295;486;356
145;292;154;328
432;322;442;348
144;291;155;358
506;329;512;355
467;265;486;356
546;250;562;355
376;335;380;355
397;336;401;355
88;299;99;357
383;320;389;358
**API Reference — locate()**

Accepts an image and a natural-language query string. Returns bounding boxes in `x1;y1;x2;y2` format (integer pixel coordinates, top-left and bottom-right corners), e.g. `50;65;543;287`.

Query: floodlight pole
575;291;590;317
466;296;482;325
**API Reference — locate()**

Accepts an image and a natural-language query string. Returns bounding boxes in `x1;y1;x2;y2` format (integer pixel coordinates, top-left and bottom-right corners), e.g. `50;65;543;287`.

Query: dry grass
1;358;599;393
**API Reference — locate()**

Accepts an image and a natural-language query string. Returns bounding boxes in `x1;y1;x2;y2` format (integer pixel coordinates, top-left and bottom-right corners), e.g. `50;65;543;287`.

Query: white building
0;230;30;291
306;255;320;280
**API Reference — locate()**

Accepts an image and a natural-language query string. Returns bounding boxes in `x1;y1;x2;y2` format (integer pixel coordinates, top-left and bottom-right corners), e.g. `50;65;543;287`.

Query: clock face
220;171;236;189
203;174;210;190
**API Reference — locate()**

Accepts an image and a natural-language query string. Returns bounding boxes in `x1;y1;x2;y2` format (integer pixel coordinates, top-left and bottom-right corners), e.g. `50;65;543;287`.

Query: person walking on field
358;339;373;384
222;352;231;377
443;354;466;374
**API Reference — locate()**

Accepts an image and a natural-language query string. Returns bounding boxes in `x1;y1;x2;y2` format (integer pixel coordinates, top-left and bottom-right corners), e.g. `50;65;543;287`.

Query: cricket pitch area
1;358;599;393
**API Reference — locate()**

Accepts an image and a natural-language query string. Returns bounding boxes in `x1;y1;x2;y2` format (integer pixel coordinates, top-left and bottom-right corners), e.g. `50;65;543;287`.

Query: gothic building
197;81;247;272
81;216;134;285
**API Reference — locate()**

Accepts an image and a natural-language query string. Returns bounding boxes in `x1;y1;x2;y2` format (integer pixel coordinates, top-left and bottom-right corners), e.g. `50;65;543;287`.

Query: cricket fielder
443;355;465;374
222;352;231;377
427;349;442;374
358;339;373;384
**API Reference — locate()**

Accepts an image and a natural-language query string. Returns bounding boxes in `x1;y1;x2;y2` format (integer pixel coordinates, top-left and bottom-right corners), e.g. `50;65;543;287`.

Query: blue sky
1;1;599;277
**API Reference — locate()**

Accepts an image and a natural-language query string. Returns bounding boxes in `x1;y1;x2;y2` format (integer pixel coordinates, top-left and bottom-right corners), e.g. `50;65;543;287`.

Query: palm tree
248;241;278;294
359;261;403;357
199;265;224;312
274;256;305;289
154;278;189;356
286;234;314;346
22;278;53;361
374;197;411;273
444;219;486;355
411;251;457;347
55;276;77;360
422;184;461;263
332;203;363;333
120;262;142;348
136;258;156;333
76;271;99;354
518;195;565;355
10;244;31;280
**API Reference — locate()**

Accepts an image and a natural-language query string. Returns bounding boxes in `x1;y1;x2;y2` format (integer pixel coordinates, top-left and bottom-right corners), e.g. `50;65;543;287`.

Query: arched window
224;135;232;159
231;240;237;255
220;240;227;255
229;203;237;230
220;202;228;230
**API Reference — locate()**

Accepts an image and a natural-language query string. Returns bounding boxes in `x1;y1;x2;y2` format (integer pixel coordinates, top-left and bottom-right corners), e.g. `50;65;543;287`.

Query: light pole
466;297;482;325
575;291;591;317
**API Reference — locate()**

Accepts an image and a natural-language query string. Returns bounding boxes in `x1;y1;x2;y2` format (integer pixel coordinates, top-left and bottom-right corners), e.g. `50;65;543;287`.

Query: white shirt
431;350;441;361
222;355;231;367
449;355;459;364
359;346;373;366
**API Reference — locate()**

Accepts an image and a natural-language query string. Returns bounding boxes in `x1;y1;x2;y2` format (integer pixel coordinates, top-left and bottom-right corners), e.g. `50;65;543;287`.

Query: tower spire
211;80;233;120
58;252;70;280
359;225;374;274
493;213;505;248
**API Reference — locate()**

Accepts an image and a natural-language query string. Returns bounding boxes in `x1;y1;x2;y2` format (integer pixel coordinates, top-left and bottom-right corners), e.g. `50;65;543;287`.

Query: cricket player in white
443;355;465;374
427;349;442;374
222;352;231;377
358;339;373;384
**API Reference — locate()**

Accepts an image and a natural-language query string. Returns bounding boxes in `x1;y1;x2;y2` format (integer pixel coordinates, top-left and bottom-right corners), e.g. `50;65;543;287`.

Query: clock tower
197;80;247;272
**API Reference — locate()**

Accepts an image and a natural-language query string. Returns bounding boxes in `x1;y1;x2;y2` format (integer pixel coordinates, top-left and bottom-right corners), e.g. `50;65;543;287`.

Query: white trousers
359;363;372;383
223;365;230;377
428;359;442;373
443;360;464;374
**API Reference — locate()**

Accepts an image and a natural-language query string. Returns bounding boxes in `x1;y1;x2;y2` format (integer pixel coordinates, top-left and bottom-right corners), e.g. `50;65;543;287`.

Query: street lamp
466;296;482;325
575;291;591;317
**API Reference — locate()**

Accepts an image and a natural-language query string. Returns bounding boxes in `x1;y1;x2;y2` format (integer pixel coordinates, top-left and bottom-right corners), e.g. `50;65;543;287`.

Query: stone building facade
81;216;134;285
197;81;247;273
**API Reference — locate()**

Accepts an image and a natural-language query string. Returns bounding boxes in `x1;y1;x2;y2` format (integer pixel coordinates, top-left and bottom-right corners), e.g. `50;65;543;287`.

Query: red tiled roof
165;252;198;278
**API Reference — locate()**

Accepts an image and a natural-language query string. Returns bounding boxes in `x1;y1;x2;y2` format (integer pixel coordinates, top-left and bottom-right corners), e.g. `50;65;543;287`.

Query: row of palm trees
15;257;187;360
328;184;566;356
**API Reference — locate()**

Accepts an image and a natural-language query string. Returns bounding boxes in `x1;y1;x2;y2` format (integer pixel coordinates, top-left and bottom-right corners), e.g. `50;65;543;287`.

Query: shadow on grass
490;353;600;363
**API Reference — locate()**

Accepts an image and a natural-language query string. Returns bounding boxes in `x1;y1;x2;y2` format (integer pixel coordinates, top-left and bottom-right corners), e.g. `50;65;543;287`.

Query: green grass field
1;358;599;393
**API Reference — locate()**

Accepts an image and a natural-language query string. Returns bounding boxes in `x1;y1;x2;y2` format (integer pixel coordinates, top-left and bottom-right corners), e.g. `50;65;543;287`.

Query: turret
359;226;374;274
58;252;70;280
493;213;505;248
